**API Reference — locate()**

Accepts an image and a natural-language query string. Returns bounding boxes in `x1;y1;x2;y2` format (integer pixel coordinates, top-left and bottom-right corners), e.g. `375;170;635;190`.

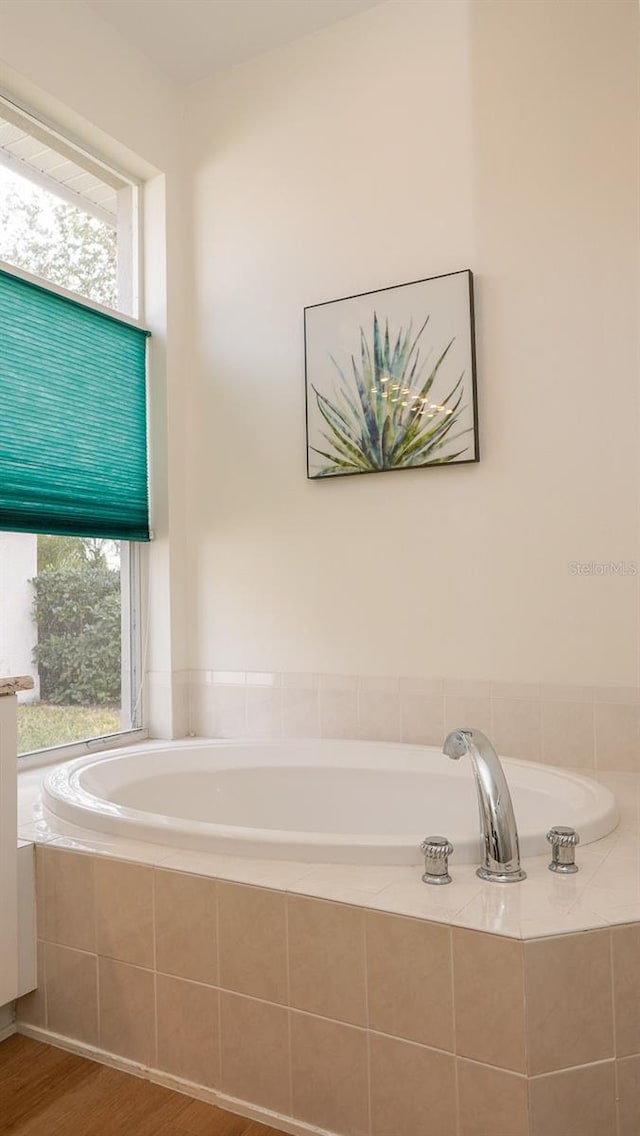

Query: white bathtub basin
43;738;618;865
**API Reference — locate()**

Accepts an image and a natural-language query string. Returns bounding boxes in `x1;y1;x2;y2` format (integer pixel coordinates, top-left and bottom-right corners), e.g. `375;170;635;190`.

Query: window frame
0;94;150;763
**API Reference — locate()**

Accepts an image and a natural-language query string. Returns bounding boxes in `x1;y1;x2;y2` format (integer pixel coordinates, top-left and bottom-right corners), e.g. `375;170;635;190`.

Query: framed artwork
304;269;478;479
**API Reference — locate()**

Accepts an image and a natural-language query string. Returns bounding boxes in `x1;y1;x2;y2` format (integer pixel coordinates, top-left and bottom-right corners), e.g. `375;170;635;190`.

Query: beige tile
211;685;246;737
618;1055;640;1136
155;869;217;985
492;698;541;761
190;683;216;736
319;689;358;739
612;924;640;1056
358;691;400;741
529;1061;616;1136
370;1033;456;1136
288;896;366;1025
95;858;153;968
319;674;358;691
282;672;320;689
358;675;399;693
541;701;595;768
595;703;640;772
291;1012;368;1136
525;930;614;1074
45;943;97;1044
246;685;281;737
444;695;492;737
445;679;492;697
592;685;640;705
492;681;540;701
398;677;444;696
35;844;45;935
282;687;319;737
16;939;46;1027
452;929;526;1072
42;847;95;951
98;957;155;1065
457;1059;529;1136
157;974;219;1088
212;671;247;685
400;694;444;746
366;912;453;1049
220;991;290;1113
540;683;593;703
246;671;281;687
218;883;287;1003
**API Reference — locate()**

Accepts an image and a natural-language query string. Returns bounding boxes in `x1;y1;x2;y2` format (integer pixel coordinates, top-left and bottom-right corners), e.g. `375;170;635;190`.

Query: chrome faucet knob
547;826;580;874
420;836;454;885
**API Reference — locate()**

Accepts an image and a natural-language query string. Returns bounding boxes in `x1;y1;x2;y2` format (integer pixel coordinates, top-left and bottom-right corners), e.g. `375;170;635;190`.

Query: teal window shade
0;267;150;541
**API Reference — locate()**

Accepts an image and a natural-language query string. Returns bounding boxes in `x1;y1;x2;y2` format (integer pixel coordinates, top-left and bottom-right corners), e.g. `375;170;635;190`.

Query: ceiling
84;0;383;84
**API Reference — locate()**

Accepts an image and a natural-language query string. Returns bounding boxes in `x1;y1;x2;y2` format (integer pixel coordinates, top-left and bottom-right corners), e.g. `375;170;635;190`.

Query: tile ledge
0;675;34;695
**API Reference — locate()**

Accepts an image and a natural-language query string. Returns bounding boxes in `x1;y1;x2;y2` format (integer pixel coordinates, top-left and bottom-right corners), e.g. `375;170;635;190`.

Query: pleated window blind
0;266;151;541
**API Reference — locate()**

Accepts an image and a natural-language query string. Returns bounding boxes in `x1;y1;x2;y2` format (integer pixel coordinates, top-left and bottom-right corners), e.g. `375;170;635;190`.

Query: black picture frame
304;269;479;480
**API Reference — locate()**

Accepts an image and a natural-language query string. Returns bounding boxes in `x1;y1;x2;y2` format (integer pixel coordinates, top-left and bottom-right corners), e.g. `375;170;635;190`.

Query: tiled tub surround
16;842;640;1136
189;672;640;774
15;767;640;1135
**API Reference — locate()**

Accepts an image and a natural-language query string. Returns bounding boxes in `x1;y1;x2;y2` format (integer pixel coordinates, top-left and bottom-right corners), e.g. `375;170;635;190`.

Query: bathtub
42;738;619;866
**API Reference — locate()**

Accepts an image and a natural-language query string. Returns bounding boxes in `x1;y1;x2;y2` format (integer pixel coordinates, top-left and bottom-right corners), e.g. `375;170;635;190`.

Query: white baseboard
16;1024;336;1136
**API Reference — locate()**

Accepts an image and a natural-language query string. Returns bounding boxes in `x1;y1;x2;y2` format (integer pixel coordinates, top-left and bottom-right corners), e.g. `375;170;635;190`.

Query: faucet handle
420;836;454;885
547;826;580;874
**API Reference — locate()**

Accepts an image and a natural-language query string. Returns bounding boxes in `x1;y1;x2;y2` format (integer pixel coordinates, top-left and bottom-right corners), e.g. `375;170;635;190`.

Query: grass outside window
18;703;120;755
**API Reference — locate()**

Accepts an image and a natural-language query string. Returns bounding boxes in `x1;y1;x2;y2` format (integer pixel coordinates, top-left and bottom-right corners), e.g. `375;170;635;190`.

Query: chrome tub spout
443;728;526;883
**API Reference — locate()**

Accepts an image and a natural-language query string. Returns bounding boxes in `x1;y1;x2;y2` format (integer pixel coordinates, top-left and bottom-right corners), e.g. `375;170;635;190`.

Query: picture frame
304;269;478;480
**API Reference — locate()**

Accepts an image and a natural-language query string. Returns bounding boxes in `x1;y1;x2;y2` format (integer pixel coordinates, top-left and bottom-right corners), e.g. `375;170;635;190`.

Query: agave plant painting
304;270;478;479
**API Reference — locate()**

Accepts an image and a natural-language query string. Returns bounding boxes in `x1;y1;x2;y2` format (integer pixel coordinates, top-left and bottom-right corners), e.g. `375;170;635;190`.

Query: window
0;95;147;757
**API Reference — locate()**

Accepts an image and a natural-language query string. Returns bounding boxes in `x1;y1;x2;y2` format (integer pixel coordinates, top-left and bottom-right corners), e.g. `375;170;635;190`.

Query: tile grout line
449;926;461;1136
215;878;223;1092
43;936;49;1033
39;850;50;1034
522;938;531;1132
151;867;158;1069
284;893;293;1122
528;1055;618;1080
609;929;621;1136
90;854;101;1049
362;912;372;1136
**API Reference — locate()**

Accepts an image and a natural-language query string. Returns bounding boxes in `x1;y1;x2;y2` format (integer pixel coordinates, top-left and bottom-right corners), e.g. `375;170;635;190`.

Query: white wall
0;535;38;701
1;0;638;699
186;0;639;686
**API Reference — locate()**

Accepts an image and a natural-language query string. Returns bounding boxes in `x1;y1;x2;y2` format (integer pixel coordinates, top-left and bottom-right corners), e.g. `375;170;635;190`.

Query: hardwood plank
0;1035;47;1068
0;1049;98;1131
0;1034;77;1080
0;1038;286;1136
176;1099;253;1135
152;1126;286;1136
23;1072;190;1136
242;1126;289;1136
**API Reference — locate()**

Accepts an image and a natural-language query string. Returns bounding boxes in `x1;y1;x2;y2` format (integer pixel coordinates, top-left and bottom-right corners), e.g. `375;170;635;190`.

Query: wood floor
0;1035;285;1136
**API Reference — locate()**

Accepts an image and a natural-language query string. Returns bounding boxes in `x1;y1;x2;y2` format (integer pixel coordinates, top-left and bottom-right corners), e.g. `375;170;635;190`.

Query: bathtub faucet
443;728;526;883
